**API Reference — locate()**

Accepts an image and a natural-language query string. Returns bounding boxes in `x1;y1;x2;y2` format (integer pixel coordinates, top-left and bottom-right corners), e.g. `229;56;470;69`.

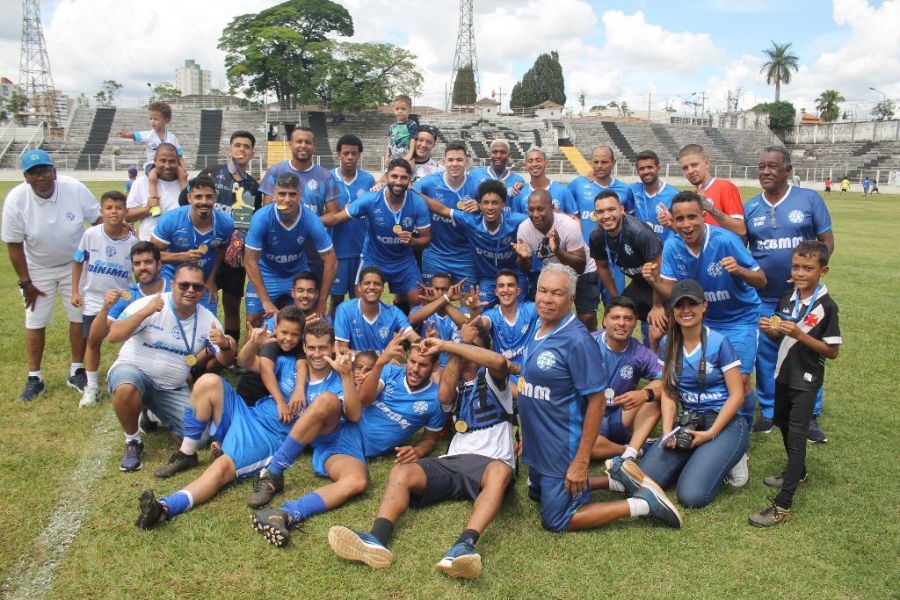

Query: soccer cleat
436;540;482;580
20;376;45;401
328;526;393;569
749;500;792;527
251;508;296;547
725;453;750;487
246;469;284;508
633;479;683;529
752;417;774;434
139;408;159;434
79;384;101;408
67;368;87;392
119;439;144;472
807;417;828;444
605;456;643;496
153;451;199;478
135;489;166;529
763;472;808;489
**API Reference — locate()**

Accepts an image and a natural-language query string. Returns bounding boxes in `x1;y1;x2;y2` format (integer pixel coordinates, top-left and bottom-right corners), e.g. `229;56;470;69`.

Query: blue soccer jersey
334;298;413;352
658;326;741;413
308;369;346;405
510;181;577;215
591;331;661;407
358;364;445;458
152;205;234;281
481;301;539;371
414;172;479;279
569;176;635;244
107;279;173;320
347;188;431;270
630;180;679;244
332;168;376;259
469;166;526;198
409;307;459;368
451;209;527;282
244;203;334;279
517;314;608;477
743;186;833;303
661;224;762;327
259;162;340;218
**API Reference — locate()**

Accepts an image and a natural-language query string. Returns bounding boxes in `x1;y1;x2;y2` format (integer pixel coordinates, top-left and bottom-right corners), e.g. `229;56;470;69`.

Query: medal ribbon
169;298;199;358
790;284;822;324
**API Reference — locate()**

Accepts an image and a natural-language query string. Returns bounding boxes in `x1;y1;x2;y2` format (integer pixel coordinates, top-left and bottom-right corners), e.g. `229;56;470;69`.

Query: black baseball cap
670;279;705;304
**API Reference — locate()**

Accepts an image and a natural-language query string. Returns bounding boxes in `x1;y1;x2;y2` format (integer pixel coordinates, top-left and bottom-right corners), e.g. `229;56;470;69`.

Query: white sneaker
725;452;749;487
79;384;101;408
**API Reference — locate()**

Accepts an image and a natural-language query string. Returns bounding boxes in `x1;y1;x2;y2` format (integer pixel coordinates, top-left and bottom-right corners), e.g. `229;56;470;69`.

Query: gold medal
769;315;782;328
590;212;598;221
197;244;209;254
276;203;289;211
392;224;403;234
455;420;469;433
185;354;197;366
456;200;466;209
121;290;132;301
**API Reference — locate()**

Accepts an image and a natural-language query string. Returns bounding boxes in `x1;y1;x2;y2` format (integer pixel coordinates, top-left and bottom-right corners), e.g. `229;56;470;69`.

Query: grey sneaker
67;368;87;392
807;417;828;443
20;376;45;401
79;384;101;408
633;479;683;529
119;439;144;472
749;500;792;527
153;451;199;478
246;469;284;508
763;472;808;489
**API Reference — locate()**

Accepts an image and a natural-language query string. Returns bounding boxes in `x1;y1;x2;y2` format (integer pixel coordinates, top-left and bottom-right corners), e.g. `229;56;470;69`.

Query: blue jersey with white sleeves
332;168;376;259
510;181;577;215
152;205;234;281
743;186;833;303
451;210;527;279
358;364;444;458
630;180;679;244
658;326;741;413
244;203;333;279
334;298;412;352
413;172;479;276
661;224;762;327
517;314;608;477
107;279;172;320
347;188;431;270
569;176;635;244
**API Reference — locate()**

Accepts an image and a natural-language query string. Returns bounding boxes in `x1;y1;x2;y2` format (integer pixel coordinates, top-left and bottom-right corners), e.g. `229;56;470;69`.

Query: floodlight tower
449;0;480;109
19;0;61;126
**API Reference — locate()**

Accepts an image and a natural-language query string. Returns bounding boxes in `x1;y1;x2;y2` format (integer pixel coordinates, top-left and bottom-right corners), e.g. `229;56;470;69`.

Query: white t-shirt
1;175;101;269
126;176;183;241
74;225;139;314
516;212;597;274
445;371;516;468
133;129;183;167
110;292;222;389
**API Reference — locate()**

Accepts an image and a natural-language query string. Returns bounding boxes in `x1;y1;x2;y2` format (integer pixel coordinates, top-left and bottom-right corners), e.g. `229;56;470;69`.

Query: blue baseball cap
21;149;54;172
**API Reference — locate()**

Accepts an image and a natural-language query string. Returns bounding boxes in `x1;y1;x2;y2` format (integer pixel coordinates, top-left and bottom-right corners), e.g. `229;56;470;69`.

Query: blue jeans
639;413;749;509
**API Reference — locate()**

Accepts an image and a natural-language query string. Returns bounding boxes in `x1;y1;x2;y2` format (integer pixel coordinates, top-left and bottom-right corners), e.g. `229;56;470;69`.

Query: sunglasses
175;281;205;292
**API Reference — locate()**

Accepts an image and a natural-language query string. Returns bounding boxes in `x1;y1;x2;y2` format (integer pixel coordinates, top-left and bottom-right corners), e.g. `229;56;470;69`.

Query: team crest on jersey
752;216;766;227
171;326;184;341
521;323;530;334
788;210;804;224
356;189;364;197
66;211;76;221
413;401;428;415
624;244;633;256
707;262;723;277
378;326;389;339
105;246;117;258
177;236;190;247
536;351;556;370
402;217;414;229
296;234;306;245
307;180;318;191
620;365;633;380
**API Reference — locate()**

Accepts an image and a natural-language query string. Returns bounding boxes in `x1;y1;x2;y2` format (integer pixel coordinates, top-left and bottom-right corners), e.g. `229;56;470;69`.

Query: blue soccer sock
267;437;306;476
281;492;327;523
180;406;207;455
159;490;194;519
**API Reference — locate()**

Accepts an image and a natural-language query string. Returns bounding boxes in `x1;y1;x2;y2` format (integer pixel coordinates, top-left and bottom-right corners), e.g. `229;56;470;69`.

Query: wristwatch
18;280;32;289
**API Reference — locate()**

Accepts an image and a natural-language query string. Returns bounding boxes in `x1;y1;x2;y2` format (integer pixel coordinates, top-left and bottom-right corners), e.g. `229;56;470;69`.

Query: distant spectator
792;173;801;187
126;167;138;193
824;177;832;194
840;178;850;193
863;176;871;197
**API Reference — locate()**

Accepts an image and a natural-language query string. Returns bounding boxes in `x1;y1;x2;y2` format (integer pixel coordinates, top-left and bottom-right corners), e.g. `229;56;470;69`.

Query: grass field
1;180;898;599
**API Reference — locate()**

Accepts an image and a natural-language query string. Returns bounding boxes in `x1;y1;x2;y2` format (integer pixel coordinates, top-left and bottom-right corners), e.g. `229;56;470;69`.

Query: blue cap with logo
21;149;54;172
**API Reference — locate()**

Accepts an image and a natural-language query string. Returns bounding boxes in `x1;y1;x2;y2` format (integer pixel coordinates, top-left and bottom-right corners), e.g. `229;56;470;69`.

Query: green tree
510;51;566;109
815;90;845;122
151;83;182;102
7;92;28;125
872;99;895;121
451;65;477;106
219;0;353;107
101;80;122;105
760;41;799;102
577;91;586;115
751;100;796;134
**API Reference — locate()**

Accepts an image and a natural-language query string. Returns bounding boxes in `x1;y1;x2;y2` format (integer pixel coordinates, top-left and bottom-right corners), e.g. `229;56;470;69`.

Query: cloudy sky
0;0;897;116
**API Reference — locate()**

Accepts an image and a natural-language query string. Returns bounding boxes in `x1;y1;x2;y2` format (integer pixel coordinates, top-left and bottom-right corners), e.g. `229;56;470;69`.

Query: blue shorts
332;256;361;297
357;256;421;295
421;253;474;292
245;276;293;315
600;406;630;445
710;321;759;375
311;420;367;477
107;363;191;439
212;382;292;480
526;467;590;532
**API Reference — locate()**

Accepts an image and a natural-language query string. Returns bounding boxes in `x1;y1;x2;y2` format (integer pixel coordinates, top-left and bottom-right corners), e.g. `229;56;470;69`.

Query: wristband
645;388;655;402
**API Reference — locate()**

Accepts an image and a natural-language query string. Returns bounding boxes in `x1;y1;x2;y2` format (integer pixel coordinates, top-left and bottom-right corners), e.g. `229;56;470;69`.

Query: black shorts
216;262;246;298
621;276;654;320
574;271;601;315
410;454;512;508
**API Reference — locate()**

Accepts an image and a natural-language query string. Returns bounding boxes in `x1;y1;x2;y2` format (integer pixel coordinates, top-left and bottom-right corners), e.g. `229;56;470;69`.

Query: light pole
678;93;696;120
869;87;887;102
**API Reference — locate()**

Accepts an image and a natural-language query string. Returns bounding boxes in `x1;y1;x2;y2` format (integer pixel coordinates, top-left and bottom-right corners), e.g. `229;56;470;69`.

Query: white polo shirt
126;176;183;241
516;212;597;274
1;175;101;269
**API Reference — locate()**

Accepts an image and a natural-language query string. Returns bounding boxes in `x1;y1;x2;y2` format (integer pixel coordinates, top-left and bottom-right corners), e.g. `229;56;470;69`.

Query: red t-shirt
700;178;744;226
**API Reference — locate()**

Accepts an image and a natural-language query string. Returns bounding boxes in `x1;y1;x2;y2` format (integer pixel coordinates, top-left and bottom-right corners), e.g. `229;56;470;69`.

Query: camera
536;236;553;260
674;410;706;450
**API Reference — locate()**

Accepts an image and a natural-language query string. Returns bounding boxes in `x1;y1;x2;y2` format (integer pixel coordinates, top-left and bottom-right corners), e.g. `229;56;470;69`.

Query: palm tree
760;41;800;102
815;90;845;122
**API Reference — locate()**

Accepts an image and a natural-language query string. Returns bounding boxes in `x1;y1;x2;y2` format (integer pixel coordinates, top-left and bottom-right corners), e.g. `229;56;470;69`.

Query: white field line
4;409;118;599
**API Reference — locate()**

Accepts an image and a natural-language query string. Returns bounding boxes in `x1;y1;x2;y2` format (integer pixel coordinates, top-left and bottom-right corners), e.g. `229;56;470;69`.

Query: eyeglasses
25;166;54;179
175;281;205;292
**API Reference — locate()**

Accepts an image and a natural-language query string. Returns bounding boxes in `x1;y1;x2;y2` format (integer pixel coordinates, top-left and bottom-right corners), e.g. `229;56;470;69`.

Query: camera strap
675;326;708;399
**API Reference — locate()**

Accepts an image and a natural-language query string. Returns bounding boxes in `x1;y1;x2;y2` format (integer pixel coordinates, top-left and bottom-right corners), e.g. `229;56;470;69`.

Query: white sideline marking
4;409;118;599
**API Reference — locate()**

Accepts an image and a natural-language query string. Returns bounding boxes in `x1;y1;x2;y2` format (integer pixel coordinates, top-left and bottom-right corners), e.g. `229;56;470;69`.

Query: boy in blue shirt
334;267;418;353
